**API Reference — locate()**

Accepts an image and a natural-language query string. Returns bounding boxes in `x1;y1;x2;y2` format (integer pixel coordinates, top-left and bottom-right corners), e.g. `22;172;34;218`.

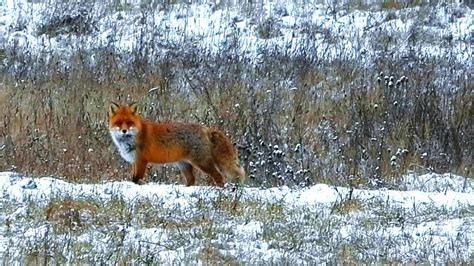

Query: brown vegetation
0;2;471;187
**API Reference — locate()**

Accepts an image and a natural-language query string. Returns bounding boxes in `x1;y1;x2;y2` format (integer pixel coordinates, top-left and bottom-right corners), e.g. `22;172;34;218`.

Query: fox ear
109;102;120;117
129;102;138;115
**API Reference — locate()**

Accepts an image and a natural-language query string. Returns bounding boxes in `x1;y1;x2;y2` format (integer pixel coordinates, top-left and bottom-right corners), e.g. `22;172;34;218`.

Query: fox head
109;102;142;163
108;102;142;138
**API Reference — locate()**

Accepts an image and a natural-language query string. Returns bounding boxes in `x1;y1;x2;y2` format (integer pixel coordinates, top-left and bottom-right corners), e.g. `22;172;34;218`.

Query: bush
37;4;98;37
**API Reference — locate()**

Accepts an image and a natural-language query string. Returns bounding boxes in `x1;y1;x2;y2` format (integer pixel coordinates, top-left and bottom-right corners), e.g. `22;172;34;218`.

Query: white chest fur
110;128;137;163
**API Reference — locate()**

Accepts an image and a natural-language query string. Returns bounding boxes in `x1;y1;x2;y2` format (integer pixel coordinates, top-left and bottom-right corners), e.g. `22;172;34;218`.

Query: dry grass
0;1;471;187
0;55;471;187
45;198;99;230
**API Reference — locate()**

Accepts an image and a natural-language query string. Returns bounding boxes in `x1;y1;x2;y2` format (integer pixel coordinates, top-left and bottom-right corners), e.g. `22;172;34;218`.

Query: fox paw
132;179;146;185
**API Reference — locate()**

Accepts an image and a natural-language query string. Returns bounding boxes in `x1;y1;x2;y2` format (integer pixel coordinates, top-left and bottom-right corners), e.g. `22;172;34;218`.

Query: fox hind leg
178;162;196;186
197;162;226;187
215;160;245;184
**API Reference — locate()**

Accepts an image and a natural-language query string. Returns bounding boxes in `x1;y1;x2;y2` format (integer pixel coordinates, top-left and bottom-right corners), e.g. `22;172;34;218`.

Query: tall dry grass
0;1;471;186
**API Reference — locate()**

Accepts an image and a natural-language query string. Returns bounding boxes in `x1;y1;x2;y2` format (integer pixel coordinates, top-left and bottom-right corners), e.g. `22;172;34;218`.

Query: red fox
108;102;245;187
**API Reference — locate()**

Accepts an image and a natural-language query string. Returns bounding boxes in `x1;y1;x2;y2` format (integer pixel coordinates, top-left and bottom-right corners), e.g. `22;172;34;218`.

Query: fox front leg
132;160;147;184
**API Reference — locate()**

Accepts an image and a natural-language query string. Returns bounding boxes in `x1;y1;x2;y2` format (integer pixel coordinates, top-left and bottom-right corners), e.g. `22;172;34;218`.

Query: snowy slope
0;1;473;263
0;171;472;263
0;1;472;67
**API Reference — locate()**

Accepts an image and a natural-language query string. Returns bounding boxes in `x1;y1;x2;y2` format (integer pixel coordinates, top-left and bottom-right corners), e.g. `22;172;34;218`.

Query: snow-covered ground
0;171;472;263
0;0;472;69
0;0;472;263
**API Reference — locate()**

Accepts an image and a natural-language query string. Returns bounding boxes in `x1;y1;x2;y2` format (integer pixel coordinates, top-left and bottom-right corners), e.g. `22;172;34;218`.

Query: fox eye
127;122;134;127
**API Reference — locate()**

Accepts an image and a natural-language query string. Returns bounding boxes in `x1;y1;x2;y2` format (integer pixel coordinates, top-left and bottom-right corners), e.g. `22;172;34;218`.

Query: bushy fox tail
209;129;245;183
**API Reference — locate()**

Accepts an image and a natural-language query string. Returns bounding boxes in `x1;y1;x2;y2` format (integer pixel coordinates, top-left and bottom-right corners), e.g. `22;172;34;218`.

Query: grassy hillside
0;172;472;264
0;1;472;186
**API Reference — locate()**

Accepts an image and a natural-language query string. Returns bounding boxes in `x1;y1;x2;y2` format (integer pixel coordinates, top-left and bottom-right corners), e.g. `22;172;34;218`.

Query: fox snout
111;126;137;139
